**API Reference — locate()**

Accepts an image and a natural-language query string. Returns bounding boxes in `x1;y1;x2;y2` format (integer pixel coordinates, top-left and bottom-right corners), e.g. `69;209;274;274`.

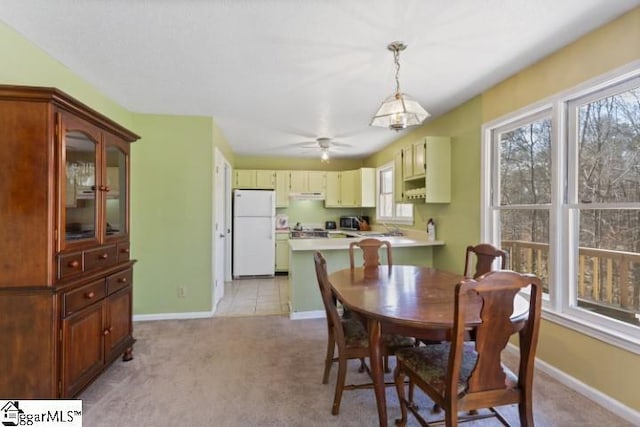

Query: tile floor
214;275;290;316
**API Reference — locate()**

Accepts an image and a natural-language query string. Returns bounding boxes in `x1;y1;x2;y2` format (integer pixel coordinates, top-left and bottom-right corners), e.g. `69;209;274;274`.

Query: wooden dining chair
393;270;543;427
313;251;414;415
348;238;396;371
464;243;507;279
349;238;392;269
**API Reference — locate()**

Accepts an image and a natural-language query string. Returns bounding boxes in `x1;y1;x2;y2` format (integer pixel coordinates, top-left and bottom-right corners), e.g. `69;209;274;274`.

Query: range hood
289;192;325;200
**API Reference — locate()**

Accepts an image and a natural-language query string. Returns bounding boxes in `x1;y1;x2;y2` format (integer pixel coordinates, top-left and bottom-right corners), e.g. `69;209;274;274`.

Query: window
491;112;552;294
482;63;640;352
376;162;413;223
567;78;640;331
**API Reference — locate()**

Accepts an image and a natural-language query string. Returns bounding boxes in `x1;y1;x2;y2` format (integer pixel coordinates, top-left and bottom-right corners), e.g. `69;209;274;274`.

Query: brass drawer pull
99;253;109;260
84;291;95;299
121;248;130;254
68;260;80;268
118;277;128;283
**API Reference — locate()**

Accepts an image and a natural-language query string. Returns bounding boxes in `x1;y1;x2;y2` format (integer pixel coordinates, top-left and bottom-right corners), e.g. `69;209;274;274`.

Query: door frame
213;147;232;311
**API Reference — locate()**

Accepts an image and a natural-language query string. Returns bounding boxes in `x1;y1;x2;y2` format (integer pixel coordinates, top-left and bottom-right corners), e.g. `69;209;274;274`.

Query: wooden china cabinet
0;85;140;398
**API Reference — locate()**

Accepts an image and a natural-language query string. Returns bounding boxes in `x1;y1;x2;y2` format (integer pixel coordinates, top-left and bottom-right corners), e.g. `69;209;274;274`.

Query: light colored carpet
79;315;632;426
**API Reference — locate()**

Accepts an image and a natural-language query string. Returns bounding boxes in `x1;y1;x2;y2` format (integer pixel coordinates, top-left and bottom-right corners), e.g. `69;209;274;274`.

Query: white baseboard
506;344;640;425
289;310;325;320
133;311;214;322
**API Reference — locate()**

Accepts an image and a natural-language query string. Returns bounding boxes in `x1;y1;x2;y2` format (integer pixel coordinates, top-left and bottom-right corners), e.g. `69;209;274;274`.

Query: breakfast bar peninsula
287;230;444;317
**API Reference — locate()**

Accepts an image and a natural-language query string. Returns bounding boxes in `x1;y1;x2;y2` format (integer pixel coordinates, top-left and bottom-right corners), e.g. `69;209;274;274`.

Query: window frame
481;60;640;354
376;161;413;225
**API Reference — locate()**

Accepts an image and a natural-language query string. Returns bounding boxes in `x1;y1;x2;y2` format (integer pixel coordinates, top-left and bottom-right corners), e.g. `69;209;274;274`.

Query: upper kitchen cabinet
399;136;451;203
289;170;326;193
274;170;290;207
233;169;275;189
0;85;139;398
325;168;375;208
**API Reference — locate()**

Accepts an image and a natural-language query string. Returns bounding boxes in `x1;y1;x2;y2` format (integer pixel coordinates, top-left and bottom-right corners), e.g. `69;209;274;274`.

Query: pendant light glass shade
370;41;430;131
370;92;430;131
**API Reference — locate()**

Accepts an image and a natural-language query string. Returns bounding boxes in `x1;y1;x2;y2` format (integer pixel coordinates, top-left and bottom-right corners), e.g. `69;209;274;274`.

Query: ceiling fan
296;137;351;162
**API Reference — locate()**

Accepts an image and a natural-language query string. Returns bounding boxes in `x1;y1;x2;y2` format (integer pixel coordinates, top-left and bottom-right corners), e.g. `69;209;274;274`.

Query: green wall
0;21;133;130
0;20;223;316
363;97;482;274
234;155;363;171
281;200;365;227
130;114;214;314
2;7;639;412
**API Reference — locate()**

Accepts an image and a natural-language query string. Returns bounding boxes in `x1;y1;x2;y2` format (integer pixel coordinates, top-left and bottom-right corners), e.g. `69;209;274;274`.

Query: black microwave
340;216;369;230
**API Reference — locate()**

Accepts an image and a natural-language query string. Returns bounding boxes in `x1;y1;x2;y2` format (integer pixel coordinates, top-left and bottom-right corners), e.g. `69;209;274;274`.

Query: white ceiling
1;0;638;159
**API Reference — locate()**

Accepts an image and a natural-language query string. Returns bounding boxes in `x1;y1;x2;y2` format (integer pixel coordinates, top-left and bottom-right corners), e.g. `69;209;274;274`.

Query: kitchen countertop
288;230;444;251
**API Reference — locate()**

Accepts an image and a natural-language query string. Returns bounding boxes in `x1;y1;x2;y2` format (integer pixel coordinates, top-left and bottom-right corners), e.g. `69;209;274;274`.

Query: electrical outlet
177;286;186;298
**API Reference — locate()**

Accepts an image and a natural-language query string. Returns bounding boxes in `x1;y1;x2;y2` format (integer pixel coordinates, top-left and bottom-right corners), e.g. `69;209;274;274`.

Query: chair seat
342;317;369;347
342;317;414;350
395;342;518;397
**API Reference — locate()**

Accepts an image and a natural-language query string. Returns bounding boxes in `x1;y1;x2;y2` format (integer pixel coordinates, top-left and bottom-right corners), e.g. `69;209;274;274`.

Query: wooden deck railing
501;240;640;325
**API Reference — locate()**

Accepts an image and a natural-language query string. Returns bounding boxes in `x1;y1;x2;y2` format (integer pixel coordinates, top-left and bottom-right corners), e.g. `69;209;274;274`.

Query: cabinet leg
122;346;134;362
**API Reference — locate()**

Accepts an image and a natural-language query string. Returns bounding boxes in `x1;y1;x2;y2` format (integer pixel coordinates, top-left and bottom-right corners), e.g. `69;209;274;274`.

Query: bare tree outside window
575;86;640;325
496;117;552;291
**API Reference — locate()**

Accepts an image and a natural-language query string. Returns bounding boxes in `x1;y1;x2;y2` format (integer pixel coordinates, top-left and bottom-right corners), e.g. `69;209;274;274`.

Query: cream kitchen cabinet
233;170;275;189
275;170;290;207
399;136;451;203
402;141;426;180
325;168;375;208
289;170;326;193
275;233;290;272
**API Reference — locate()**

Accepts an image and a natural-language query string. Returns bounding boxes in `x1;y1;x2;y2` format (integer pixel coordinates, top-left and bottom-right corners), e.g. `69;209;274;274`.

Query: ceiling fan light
320;149;330;161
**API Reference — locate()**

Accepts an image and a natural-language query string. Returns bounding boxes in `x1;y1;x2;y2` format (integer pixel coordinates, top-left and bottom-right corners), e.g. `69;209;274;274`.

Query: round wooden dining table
328;265;530;427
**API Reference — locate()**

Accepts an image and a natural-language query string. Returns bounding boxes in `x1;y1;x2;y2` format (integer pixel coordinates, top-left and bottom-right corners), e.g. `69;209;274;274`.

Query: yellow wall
480;7;640;411
363;7;640;412
483;7;640;122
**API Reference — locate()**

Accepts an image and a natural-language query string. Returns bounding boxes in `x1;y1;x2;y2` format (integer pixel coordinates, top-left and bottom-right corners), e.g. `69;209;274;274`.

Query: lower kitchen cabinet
275;233;290;272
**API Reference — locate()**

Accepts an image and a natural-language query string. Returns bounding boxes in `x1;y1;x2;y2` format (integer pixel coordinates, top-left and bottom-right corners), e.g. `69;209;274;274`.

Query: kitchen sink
356;231;404;237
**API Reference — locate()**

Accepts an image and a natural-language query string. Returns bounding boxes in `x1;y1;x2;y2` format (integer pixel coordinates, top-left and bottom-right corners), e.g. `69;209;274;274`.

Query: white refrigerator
233;189;276;277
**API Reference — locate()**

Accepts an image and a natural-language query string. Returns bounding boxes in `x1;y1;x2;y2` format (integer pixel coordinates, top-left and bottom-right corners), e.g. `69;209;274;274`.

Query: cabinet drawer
84;245;117;271
63;279;106;317
107;268;133;295
58;252;83;280
116;242;130;263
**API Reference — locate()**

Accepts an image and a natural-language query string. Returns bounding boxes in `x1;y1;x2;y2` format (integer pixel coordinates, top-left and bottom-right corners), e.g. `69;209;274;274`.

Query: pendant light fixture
370;41;430;131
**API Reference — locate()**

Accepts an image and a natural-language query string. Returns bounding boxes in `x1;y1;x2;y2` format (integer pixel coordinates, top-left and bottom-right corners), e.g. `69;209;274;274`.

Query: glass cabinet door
104;138;128;239
63;129;99;244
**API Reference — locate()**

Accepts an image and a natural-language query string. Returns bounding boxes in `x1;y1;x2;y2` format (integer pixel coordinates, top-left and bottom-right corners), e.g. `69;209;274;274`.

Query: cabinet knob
118;277;128;283
103;328;110;336
85;291;95;299
99;253;109;260
121;248;130;254
68;260;80;268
